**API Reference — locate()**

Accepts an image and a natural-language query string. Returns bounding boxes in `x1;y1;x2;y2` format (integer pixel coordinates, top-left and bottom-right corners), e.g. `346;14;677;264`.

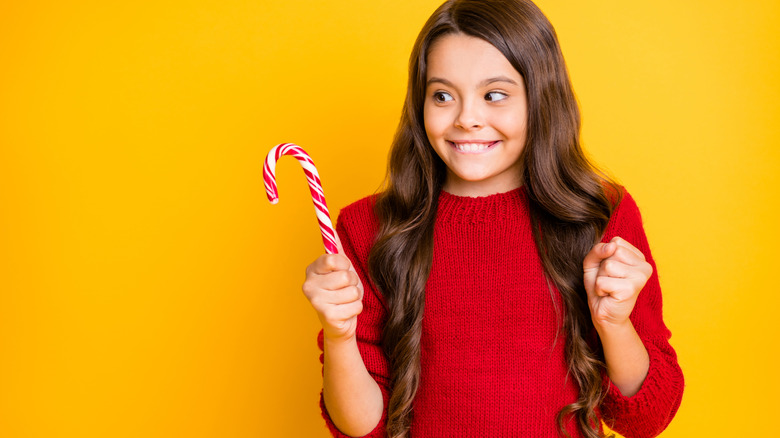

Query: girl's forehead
425;34;520;83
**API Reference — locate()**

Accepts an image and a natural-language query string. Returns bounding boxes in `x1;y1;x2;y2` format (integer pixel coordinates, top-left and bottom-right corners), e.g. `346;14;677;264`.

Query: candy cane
263;143;338;254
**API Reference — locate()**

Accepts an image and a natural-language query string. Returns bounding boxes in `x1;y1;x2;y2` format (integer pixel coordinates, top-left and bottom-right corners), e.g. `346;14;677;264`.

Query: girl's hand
583;236;653;330
302;232;365;343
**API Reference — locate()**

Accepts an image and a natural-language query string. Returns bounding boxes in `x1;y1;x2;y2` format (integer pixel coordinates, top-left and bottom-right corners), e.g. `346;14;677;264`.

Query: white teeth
455;142;492;152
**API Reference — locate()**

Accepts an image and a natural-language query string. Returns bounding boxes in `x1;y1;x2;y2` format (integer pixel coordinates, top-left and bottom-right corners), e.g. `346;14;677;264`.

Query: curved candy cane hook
263;143;338;254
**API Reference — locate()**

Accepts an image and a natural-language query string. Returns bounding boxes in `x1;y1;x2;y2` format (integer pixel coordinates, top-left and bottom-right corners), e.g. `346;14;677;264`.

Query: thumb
334;230;365;299
583;241;614;297
583;241;616;271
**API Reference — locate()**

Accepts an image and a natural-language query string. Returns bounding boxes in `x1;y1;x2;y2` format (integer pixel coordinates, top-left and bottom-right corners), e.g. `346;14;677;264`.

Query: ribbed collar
436;186;527;224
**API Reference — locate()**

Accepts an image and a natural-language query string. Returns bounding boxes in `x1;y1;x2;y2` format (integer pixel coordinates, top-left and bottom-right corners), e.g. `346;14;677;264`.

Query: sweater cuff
319;386;389;438
601;338;684;438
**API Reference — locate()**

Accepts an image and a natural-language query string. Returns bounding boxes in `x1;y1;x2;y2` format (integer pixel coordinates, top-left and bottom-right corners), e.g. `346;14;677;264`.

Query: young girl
302;1;684;437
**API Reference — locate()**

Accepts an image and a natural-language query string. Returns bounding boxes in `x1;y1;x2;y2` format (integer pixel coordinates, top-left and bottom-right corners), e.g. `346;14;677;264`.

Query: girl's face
423;33;528;197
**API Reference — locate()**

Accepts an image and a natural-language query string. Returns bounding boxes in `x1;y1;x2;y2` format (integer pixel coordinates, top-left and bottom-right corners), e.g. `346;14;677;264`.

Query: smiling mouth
448;140;499;153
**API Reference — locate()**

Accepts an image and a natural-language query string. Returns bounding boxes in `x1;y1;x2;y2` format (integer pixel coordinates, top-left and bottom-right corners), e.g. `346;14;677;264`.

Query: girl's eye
433;91;453;103
485;91;508;102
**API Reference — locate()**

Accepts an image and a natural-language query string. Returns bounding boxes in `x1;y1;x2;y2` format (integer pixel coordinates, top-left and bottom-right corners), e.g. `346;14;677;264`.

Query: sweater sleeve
318;200;391;437
598;190;685;438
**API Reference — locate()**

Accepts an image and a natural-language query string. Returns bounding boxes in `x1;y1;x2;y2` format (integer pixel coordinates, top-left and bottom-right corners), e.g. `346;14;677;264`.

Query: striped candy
263;143;338;254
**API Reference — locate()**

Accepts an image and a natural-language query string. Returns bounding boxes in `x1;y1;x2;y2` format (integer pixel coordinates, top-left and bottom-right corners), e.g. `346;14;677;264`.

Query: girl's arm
307;197;391;438
584;191;684;438
583;237;652;396
322;334;384;436
592;314;649;397
303;229;387;437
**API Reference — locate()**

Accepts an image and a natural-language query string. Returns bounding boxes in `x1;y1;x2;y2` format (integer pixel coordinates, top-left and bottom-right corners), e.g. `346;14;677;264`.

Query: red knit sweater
318;187;684;437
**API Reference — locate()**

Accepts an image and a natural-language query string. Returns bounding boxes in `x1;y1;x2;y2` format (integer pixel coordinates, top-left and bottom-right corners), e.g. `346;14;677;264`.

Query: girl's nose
454;101;484;130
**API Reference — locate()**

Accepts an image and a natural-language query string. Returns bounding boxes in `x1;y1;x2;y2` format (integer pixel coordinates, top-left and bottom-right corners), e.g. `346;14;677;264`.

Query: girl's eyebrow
426;75;519;87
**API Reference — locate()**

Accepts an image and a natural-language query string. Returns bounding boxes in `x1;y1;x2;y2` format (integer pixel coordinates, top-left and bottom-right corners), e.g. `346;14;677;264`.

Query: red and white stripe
263;143;338;254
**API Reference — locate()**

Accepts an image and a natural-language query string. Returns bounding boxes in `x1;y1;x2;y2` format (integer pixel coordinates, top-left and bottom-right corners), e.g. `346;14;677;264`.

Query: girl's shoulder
610;186;641;223
335;192;382;256
603;185;651;245
337;192;381;226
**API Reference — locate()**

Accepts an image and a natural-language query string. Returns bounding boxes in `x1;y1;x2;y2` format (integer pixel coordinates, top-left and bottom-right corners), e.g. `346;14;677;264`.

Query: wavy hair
367;1;622;436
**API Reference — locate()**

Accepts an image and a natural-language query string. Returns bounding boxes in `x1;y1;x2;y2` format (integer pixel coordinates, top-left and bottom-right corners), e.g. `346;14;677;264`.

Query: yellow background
1;0;778;436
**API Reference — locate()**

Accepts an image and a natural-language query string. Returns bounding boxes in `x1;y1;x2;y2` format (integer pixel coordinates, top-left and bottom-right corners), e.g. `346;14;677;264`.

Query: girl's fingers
604;245;640;267
307;231;364;296
334;231;366;300
302;235;366;338
595;258;652;292
609;237;646;263
305;272;361;306
322;299;364;323
345;263;365;301
597;240;652;283
316;269;359;291
583;242;618;295
593;275;634;299
597;258;629;279
309;284;362;317
308;253;351;276
583;242;616;272
603;250;653;280
325;285;362;305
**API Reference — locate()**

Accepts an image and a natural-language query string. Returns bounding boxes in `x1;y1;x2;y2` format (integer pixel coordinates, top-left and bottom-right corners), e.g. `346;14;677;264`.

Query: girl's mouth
448;140;500;154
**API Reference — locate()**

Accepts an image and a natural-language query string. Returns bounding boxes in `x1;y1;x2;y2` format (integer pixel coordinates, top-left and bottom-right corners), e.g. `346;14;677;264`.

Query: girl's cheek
497;110;528;130
424;110;446;133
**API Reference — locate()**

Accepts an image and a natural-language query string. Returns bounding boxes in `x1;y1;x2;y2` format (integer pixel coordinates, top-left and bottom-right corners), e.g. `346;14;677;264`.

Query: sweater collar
436;186;526;223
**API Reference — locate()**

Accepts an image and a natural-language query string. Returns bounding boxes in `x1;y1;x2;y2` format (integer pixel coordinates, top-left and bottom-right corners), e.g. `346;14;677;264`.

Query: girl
302;1;684;437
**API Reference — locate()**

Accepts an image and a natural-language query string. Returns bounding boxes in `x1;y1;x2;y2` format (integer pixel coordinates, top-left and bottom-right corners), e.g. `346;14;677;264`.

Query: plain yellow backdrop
1;0;778;436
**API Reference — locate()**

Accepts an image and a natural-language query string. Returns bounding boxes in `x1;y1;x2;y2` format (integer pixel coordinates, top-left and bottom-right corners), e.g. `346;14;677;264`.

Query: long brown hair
367;1;622;436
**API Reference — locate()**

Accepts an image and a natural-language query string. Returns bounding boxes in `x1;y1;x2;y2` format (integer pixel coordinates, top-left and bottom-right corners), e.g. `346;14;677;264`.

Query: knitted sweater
318;187;684;437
